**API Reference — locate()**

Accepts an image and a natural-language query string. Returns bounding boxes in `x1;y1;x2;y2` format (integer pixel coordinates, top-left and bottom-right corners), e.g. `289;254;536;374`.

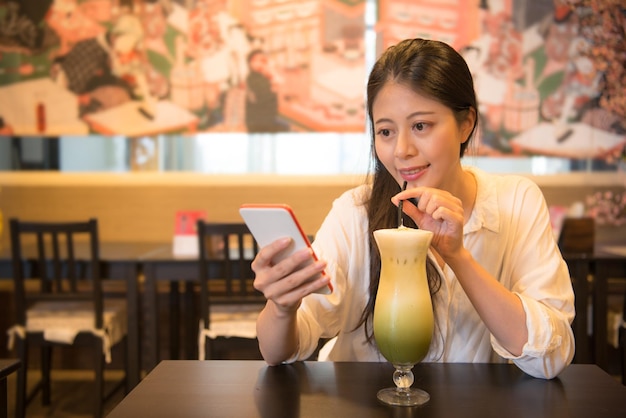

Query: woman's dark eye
414;122;425;131
380;129;390;136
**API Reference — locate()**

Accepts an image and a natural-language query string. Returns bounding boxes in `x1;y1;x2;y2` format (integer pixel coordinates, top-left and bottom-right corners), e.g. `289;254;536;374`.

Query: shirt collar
463;166;500;234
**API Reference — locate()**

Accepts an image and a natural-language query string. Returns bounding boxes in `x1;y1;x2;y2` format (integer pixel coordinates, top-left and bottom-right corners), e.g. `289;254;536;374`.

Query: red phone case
239;203;332;294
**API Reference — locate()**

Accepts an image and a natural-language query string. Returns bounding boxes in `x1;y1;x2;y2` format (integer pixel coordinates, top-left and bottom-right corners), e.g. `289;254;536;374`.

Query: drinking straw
398;181;407;227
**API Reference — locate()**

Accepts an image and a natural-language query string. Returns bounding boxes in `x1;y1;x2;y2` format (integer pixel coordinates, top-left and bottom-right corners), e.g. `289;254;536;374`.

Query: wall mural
0;0;366;136
0;0;624;163
376;0;625;161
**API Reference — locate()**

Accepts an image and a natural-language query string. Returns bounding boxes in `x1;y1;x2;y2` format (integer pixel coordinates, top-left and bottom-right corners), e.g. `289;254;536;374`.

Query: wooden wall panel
1;172;623;248
0;173;364;246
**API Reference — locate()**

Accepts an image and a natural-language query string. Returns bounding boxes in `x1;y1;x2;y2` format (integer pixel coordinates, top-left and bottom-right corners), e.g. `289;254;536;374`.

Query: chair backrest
9;218;104;328
558;217;595;255
196;220;263;325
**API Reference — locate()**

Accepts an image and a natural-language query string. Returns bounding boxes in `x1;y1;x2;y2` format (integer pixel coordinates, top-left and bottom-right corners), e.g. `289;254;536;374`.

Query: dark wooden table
107;360;626;418
0;359;20;418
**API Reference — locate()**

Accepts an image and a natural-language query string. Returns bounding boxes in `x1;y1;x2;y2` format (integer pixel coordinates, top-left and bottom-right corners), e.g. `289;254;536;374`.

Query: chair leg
184;282;196;359
619;326;626;386
94;337;105;418
15;338;27;418
41;344;52;405
207;338;214;360
198;334;213;360
170;281;181;360
122;336;130;395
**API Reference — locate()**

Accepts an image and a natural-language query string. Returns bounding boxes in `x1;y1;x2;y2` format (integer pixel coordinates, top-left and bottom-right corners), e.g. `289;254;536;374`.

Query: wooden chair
0;359;20;418
8;218;127;418
196;221;265;360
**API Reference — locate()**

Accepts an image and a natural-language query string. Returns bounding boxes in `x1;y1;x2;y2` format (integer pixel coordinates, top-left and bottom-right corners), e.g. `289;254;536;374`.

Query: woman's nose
394;130;416;159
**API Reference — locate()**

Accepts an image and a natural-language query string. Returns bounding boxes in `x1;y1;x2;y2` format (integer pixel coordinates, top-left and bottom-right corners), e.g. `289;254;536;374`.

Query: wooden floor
6;369;126;418
5;338;264;418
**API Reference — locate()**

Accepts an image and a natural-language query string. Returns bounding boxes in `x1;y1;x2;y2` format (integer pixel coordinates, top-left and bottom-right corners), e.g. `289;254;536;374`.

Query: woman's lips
399;165;429;182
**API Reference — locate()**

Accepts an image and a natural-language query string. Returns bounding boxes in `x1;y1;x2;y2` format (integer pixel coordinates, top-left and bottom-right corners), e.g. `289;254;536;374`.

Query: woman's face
372;81;473;192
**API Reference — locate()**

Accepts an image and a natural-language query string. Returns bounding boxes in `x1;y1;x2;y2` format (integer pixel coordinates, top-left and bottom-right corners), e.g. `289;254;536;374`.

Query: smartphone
239;204;332;294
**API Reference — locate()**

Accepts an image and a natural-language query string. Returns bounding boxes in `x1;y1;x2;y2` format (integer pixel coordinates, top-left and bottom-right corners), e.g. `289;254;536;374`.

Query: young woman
252;38;575;379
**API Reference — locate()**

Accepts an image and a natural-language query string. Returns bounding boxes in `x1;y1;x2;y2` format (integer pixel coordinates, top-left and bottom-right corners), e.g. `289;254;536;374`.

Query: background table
107;360;626;418
0;241;162;390
3;241;623;390
137;243;626;375
96;242;164;389
83;100;199;136
0;78;89;136
141;245;199;370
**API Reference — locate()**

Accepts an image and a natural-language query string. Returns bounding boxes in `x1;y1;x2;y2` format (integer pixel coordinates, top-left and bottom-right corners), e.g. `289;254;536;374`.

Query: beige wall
1;171;624;248
0;172;365;247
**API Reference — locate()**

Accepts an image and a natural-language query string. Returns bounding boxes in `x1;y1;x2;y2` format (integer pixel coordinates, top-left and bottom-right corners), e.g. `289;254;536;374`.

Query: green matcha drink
373;227;434;366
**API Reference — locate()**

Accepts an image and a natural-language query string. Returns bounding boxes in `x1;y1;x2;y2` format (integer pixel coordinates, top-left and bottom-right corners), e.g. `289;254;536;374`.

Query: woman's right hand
252;237;329;314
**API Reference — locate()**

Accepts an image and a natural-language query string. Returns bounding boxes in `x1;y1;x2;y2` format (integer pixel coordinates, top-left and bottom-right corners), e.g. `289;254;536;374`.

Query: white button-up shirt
289;167;575;379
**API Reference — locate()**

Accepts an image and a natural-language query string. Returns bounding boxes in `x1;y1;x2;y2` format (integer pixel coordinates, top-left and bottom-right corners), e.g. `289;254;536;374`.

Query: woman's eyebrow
375;111;436;125
406;111;435;120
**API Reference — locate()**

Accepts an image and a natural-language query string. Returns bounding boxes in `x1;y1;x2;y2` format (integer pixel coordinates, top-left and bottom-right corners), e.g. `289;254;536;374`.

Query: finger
417;190;455;216
263;259;328;303
390;192;425;228
391;188;423;205
255;246;325;293
274;271;330;306
251;236;292;271
424;196;442;218
424;199;464;226
270;247;322;279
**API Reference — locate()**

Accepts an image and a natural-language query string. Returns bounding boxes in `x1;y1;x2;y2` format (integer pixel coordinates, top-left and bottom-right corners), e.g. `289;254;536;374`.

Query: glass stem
393;365;415;393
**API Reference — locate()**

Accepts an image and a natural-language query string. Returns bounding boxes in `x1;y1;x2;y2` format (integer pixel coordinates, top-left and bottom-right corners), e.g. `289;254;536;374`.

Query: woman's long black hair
357;38;479;344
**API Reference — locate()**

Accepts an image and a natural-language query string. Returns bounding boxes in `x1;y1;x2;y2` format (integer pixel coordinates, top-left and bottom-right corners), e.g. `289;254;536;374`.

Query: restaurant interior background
0;0;625;377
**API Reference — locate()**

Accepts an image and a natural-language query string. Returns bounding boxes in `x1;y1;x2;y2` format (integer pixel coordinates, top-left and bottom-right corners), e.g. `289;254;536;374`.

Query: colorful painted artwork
1;0;623;162
376;0;626;161
0;0;366;135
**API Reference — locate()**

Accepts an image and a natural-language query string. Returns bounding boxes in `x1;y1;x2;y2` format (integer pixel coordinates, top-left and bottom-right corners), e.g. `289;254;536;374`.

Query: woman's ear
460;107;477;144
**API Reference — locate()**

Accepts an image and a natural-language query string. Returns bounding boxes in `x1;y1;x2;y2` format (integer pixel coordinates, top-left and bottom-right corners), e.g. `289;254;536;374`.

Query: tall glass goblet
373;227;434;406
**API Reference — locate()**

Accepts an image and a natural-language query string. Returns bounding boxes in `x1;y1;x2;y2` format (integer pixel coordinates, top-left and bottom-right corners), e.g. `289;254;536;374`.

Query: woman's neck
448;168;477;224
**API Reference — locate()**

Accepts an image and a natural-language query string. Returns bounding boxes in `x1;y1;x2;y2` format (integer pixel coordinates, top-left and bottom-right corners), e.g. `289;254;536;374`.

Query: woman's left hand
392;187;465;259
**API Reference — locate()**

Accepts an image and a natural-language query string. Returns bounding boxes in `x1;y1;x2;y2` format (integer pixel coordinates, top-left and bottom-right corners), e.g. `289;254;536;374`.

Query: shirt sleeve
284;187;368;362
490;178;575;379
